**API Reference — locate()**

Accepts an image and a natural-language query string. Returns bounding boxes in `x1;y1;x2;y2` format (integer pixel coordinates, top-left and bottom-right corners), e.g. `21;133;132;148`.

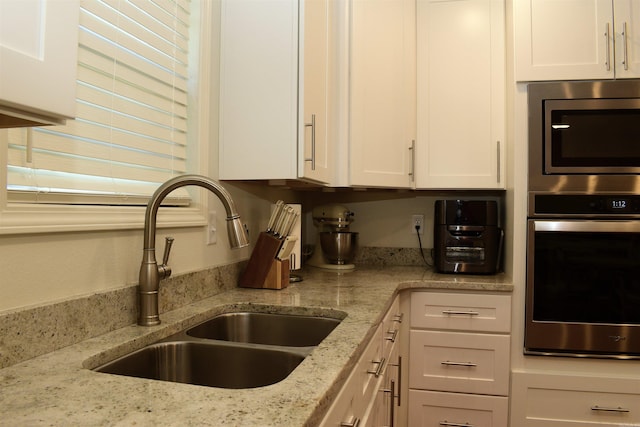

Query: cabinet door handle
385;329;398;342
439;422;475;427
605;22;611;71
591;405;630;413
441;360;477;367
392;312;404;323
442;310;479;316
367;357;386;377
304;114;316;170
390;356;402;407
408;140;415;182
496;140;501;183
622;21;629;70
381;380;396;427
340;417;361;427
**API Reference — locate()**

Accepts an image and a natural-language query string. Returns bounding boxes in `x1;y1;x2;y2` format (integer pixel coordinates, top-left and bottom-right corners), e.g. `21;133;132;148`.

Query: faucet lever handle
162;237;175;267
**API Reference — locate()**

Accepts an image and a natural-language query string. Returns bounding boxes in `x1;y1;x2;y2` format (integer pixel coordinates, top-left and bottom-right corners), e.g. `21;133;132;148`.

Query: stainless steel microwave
528;80;640;194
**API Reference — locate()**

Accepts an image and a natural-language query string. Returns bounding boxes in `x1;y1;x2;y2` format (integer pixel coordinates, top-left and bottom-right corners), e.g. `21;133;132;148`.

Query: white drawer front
409;330;510;395
410;291;511;333
511;371;640;426
382;295;402;356
409;390;508;427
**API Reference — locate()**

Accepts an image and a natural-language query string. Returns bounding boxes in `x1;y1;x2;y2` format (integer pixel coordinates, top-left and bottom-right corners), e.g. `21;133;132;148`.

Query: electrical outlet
207;211;217;245
411;214;424;235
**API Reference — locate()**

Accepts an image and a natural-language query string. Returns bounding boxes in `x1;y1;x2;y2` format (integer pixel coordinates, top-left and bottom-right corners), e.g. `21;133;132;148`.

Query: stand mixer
307;204;358;271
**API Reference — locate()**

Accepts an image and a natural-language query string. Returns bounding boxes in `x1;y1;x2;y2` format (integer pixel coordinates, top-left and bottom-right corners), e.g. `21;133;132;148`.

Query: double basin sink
93;311;343;389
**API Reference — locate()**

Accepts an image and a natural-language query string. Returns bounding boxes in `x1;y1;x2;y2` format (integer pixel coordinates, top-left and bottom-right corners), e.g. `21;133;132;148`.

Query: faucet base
138;290;161;326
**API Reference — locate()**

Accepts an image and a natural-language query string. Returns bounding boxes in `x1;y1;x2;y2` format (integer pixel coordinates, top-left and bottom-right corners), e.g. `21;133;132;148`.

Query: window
6;0;192;206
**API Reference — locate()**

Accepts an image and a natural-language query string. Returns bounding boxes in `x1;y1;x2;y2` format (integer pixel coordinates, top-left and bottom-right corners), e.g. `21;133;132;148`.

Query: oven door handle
534;220;640;233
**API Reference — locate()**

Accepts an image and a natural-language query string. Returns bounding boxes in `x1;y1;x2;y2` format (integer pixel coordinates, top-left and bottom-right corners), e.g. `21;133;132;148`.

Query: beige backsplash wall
297;190;505;249
0;184;504;314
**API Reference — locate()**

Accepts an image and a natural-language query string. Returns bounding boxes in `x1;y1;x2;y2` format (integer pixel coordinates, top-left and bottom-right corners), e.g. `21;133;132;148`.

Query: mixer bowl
319;231;358;265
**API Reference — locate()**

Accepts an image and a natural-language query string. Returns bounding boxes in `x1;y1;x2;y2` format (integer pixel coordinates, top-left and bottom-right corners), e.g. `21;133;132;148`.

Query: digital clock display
609;199;630;211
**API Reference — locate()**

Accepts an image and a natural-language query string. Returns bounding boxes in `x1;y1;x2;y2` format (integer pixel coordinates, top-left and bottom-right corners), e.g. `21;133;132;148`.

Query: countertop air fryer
433;200;503;274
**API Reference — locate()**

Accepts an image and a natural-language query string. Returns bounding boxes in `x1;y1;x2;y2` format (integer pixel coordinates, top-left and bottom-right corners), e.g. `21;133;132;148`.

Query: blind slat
80;3;188;75
75;82;188;134
8;147;186;184
78;46;187;108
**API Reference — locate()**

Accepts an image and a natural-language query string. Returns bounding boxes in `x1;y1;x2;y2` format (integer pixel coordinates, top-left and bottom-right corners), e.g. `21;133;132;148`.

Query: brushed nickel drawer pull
340;417;361;427
439;421;474;427
441;361;477;367
367;357;386;377
442;310;480;316
591;405;630;413
392;313;404;323
385;329;398;342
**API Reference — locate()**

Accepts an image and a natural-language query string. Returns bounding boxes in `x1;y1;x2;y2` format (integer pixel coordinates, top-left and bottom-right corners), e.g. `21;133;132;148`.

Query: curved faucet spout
138;174;249;326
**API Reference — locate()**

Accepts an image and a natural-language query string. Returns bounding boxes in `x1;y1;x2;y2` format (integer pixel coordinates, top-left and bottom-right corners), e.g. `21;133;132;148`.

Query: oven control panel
531;194;640;216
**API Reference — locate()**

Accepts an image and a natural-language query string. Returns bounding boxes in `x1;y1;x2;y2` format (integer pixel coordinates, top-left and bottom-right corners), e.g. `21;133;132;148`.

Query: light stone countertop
0;266;512;427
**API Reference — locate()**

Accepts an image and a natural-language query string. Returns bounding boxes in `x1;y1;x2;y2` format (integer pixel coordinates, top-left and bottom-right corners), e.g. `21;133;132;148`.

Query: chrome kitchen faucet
138;174;249;326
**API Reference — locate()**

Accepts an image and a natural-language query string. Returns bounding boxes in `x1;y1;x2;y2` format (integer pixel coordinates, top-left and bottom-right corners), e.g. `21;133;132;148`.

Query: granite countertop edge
0;266;512;427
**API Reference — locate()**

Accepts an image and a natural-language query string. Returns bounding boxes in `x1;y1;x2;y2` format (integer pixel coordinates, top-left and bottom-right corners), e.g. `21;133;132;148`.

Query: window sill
0;204;207;235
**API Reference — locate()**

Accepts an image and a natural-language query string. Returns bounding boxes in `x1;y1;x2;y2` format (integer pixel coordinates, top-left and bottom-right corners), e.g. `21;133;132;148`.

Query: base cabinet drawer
411;292;511;333
511;371;640;426
409;330;510;395
408;390;508;427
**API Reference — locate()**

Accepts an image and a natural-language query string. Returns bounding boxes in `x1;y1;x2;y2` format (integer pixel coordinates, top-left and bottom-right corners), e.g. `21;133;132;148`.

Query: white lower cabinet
511;371;640;426
408;291;511;427
408;390;508;426
321;296;403;427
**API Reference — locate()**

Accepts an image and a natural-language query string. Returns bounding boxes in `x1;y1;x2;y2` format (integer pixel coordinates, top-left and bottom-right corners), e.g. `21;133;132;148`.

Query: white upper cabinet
416;0;505;189
0;0;79;127
219;0;334;184
614;0;640;78
301;0;333;183
514;0;640;81
349;0;416;188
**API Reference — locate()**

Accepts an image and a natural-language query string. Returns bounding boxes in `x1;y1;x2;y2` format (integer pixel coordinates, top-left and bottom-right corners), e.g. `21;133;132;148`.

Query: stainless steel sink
94;341;304;389
186;312;341;347
92;309;344;389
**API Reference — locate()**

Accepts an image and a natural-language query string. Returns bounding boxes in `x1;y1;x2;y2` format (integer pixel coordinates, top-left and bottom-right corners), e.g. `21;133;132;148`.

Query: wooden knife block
238;232;290;290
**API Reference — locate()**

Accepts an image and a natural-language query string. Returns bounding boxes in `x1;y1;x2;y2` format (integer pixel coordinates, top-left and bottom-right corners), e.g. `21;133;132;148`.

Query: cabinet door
614;0;640;78
514;0;614;81
219;0;299;180
350;0;416;188
416;0;505;189
0;0;78;126
300;0;333;183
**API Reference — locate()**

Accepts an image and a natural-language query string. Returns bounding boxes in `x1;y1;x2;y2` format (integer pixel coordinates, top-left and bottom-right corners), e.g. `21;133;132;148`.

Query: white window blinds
6;0;191;206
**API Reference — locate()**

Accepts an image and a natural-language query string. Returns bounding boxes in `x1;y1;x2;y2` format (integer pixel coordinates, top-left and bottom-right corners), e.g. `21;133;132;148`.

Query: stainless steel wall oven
526;80;640;359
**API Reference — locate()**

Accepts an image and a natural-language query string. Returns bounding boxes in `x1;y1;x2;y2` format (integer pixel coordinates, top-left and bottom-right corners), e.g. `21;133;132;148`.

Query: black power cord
415;224;433;267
